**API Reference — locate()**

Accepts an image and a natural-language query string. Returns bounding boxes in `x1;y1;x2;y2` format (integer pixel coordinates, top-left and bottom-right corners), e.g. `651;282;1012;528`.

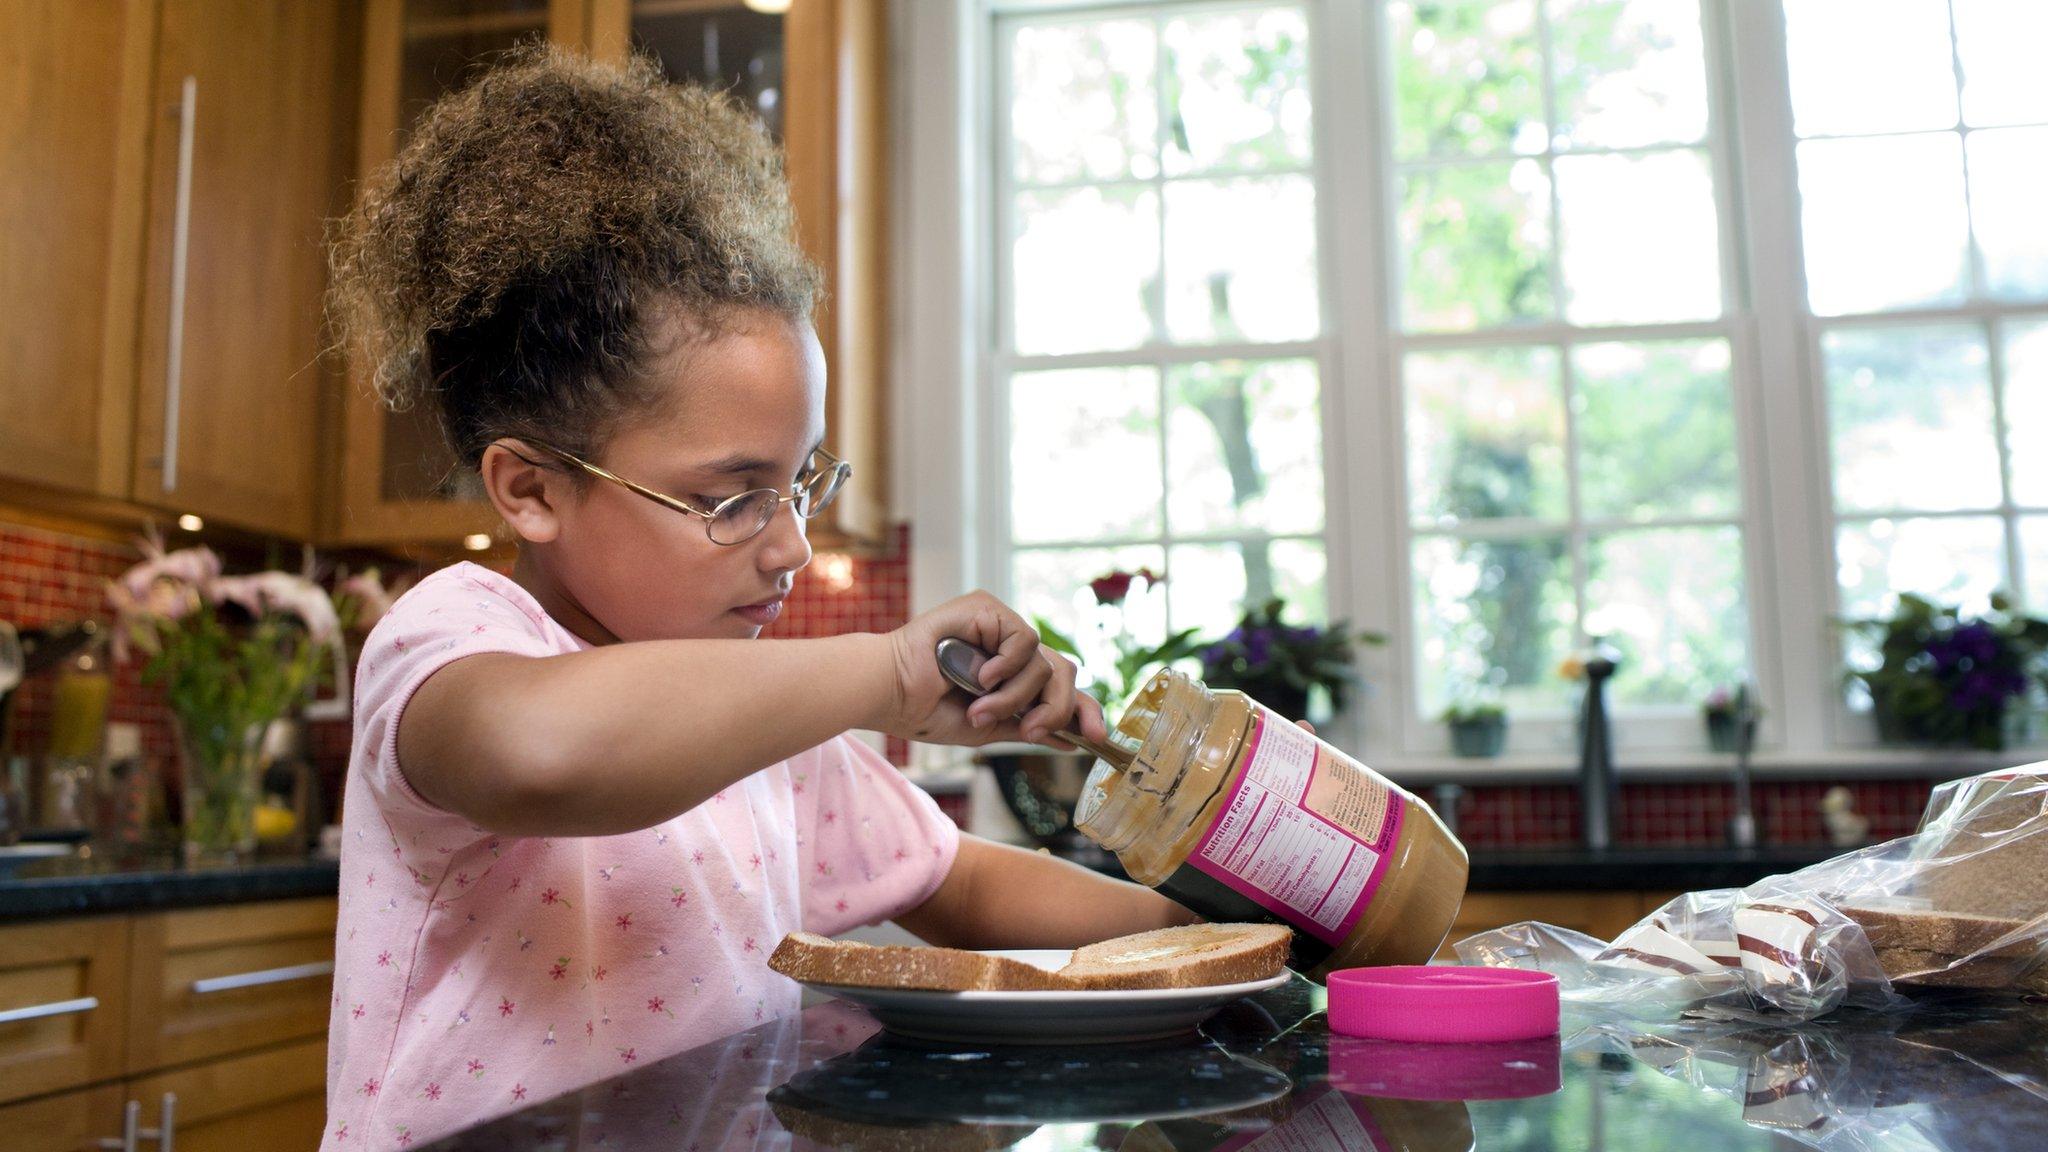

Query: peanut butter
1075;669;1468;980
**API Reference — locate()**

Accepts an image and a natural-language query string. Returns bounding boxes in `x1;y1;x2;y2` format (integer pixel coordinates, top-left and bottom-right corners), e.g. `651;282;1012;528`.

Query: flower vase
175;716;267;865
1449;717;1507;758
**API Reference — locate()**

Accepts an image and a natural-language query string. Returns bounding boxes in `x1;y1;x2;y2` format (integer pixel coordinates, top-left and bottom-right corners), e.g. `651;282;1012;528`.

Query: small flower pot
1448;717;1507;758
1704;713;1758;754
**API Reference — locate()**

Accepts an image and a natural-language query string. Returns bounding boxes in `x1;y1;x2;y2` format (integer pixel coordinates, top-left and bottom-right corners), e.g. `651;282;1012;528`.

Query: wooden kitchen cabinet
0;916;129;1106
125;897;336;1074
0;898;336;1151
128;0;356;539
0;1083;128;1152
126;1035;327;1152
331;0;891;549
0;0;157;499
1436;890;1651;960
2;0;356;541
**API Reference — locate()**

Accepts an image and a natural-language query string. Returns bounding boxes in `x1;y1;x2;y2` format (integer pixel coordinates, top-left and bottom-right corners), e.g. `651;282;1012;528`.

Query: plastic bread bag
1454;766;2048;1023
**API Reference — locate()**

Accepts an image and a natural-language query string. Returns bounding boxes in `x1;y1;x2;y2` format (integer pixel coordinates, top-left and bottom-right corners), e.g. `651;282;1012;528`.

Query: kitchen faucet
1579;654;1619;851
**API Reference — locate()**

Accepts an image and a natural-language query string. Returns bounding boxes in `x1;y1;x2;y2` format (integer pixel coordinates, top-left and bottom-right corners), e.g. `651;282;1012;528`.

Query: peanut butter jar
1075;669;1468;980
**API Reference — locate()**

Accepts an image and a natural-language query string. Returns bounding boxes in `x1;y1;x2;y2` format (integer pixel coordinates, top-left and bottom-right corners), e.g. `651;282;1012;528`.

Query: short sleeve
794;735;962;936
349;565;567;866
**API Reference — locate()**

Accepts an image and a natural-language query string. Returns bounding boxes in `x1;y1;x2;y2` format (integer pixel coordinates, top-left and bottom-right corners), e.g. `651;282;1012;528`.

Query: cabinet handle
94;1098;139;1152
138;1093;175;1152
0;993;98;1026
191;958;333;995
162;74;198;494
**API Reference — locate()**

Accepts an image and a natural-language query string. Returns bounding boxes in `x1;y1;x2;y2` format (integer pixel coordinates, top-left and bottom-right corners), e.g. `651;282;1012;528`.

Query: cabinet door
0;1082;128;1152
129;0;350;538
126;897;336;1075
0;916;129;1106
1436;891;1644;959
327;0;589;547
125;1035;326;1152
0;0;156;497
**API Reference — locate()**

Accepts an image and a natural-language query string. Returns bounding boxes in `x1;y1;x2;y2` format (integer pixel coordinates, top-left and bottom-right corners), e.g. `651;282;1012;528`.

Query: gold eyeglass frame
510;439;853;546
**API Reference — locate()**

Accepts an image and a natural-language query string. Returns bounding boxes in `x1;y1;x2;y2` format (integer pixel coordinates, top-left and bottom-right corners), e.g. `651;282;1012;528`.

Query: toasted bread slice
768;931;1077;992
768;923;1294;993
1059;924;1293;990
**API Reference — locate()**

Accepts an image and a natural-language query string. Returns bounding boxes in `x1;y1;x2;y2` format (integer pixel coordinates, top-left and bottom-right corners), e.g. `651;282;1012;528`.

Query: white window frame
895;0;2048;778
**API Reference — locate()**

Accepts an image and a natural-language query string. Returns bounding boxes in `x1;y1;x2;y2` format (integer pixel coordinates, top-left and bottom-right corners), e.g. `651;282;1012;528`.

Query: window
993;5;1332;669
1386;0;1750;728
914;0;2048;762
1783;2;2048;672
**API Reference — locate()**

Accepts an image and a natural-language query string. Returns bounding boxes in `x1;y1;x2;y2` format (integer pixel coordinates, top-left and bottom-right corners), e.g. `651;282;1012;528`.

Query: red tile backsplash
0;514;1946;845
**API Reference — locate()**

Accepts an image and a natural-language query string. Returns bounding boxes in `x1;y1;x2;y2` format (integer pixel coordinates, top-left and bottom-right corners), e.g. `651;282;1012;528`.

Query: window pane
1012;545;1169;665
1836;516;2005;623
1162;8;1311;176
1798;135;1970;316
1011;185;1158;354
1556;149;1721;325
1386;0;1544;159
1009;20;1157;185
2007;319;2048;508
1550;0;1709;150
1163;176;1319;343
1168;538;1327;640
1166;359;1323;535
1953;0;2048;128
1412;534;1574;716
1823;324;1999;513
1967;127;2048;300
1782;0;1957;138
1398;160;1554;331
1574;339;1739;520
2024;516;2048;613
1585;526;1749;706
1009;367;1161;543
1405;347;1567;526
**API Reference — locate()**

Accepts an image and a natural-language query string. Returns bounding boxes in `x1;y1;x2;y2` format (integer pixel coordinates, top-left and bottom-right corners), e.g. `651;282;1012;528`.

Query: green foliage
1441;700;1507;725
1035;576;1208;709
1842;593;2048;750
1198;598;1382;717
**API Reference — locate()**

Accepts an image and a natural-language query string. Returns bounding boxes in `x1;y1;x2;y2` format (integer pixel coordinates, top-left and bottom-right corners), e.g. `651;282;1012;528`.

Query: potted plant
1004;569;1206;848
1843;593;2048;751
1701;684;1760;753
1441;701;1508;758
1198;599;1382;723
1036;568;1209;710
108;535;342;864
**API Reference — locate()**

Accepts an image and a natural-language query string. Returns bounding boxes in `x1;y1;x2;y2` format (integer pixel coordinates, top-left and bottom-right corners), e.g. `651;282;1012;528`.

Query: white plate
798;949;1290;1045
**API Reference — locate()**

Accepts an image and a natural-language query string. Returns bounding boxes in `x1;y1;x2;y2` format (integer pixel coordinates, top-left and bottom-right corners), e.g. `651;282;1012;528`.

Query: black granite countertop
1056;840;1843;892
1463;844;1841;891
0;844;339;919
420;976;2048;1151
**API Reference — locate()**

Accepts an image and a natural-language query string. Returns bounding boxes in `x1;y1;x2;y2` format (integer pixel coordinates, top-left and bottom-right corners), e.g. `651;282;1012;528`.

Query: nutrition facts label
1191;711;1390;943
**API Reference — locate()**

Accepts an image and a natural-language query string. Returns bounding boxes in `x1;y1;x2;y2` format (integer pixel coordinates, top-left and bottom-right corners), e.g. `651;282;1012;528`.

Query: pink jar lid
1327;966;1560;1044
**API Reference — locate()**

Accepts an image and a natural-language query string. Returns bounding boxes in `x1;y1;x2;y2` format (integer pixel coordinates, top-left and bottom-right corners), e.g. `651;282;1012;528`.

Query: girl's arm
894;834;1199;950
400;592;1107;837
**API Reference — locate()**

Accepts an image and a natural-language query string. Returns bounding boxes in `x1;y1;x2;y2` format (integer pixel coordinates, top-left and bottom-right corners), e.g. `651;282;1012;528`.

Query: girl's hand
879;591;1109;751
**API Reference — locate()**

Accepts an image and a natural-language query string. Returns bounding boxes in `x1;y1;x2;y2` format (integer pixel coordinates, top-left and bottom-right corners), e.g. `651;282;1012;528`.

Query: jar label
1187;706;1405;947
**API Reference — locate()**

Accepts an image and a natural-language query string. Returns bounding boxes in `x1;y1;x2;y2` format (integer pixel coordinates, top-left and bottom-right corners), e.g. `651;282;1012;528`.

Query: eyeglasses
513;440;853;546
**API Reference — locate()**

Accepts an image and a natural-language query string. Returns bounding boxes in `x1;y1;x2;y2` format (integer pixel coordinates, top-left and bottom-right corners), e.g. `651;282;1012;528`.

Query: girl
320;47;1194;1150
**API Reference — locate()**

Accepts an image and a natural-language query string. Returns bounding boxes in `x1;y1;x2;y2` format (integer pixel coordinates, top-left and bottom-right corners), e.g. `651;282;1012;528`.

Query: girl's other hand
879;591;1108;751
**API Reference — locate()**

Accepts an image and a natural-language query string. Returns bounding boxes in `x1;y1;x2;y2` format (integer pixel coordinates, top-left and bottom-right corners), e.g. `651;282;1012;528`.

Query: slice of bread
768;931;1076;992
1059;924;1294;990
768;923;1294;993
1841;905;2048;991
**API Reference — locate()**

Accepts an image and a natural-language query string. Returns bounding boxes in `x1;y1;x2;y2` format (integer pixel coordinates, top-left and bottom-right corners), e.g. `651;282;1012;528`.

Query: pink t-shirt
321;563;959;1150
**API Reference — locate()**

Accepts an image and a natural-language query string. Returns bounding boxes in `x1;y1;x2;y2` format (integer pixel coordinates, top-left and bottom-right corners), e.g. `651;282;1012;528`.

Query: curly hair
327;44;821;468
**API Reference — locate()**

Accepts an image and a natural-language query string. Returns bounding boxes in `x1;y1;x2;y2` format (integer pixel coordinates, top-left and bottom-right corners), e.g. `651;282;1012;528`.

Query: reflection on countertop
421;974;2048;1152
0;842;337;919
